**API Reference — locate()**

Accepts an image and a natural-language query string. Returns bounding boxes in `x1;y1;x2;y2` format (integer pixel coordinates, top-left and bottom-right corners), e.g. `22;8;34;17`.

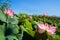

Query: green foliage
24;19;33;30
7;24;19;34
7;16;18;24
6;35;18;40
17;34;23;40
0;11;6;22
20;25;35;37
53;35;60;40
0;25;5;40
0;31;5;40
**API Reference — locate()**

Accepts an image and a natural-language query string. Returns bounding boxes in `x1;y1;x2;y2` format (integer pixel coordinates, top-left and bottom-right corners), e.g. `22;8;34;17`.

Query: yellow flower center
46;26;49;30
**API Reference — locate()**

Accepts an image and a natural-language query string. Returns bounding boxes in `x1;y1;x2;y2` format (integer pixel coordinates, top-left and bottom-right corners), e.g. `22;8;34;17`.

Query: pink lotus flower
29;16;32;19
38;23;45;30
38;23;45;33
45;23;56;36
43;12;48;16
47;26;56;36
38;23;56;36
4;9;14;18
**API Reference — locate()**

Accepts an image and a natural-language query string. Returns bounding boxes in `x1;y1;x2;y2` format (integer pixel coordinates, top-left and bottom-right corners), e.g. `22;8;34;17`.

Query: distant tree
0;0;10;11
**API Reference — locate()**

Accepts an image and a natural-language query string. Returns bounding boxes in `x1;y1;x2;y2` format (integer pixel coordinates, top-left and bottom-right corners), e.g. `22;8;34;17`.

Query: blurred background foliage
18;13;60;40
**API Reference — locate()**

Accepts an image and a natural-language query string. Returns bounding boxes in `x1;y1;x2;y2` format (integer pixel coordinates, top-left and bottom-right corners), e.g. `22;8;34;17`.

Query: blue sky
2;0;60;16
